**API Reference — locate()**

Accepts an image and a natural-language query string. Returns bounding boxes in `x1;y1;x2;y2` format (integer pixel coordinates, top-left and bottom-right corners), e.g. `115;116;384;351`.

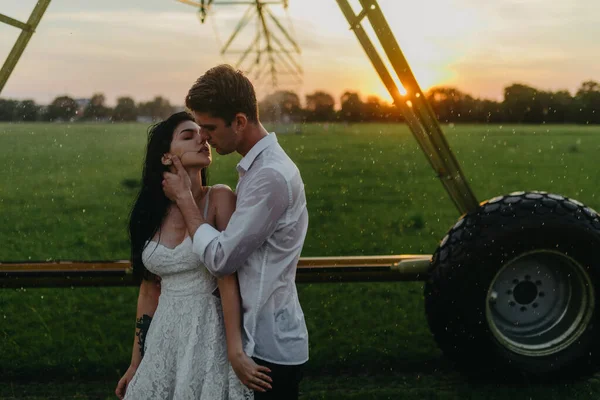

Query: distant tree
83;93;111;121
0;99;18;121
46;95;78;121
543;90;573;123
305;91;336;122
258;90;302;122
138;96;175;121
503;83;545;123
574;80;600;124
472;99;504;123
14;100;39;121
113;97;138;121
363;95;386;121
340;91;363;122
426;87;475;123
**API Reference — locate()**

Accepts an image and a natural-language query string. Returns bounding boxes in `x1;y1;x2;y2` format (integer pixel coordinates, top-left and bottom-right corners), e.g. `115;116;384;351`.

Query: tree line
1;80;600;124
0;94;176;123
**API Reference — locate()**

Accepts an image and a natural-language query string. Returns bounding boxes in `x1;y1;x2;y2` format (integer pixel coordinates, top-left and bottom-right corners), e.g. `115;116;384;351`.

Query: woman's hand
115;364;137;399
229;352;273;392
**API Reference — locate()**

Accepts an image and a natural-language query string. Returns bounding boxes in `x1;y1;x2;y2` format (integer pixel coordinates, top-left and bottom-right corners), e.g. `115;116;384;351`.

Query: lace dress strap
203;186;212;220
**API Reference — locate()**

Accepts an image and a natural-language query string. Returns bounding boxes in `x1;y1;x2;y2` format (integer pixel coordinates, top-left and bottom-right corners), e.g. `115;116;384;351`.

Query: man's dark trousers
252;357;304;399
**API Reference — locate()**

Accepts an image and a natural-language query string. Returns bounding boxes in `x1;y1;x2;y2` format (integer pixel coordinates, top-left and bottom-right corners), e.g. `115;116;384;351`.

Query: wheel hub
486;250;594;356
513;279;538;305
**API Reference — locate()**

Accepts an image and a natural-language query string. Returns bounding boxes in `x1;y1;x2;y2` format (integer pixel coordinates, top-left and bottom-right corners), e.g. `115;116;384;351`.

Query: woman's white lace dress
124;188;253;400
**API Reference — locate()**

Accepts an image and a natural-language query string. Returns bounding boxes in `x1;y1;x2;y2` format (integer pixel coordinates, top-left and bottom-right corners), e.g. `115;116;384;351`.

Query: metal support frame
0;0;51;96
0;256;431;288
336;0;479;215
176;0;302;91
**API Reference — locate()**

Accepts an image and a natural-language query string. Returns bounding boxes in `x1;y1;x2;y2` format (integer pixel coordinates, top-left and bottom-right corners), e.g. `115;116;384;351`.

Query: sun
364;0;481;103
368;66;454;104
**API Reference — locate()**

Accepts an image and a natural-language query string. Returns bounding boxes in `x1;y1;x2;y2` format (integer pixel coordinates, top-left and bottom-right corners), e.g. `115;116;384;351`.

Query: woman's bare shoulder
209;185;236;228
209;184;236;213
209;184;236;200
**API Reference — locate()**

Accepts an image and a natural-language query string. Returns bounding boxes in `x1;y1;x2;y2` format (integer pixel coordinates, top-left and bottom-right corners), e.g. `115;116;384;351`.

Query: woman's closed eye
181;133;197;140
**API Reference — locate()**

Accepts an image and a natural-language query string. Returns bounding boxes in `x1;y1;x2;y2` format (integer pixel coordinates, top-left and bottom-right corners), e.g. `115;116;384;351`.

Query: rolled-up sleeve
192;168;289;277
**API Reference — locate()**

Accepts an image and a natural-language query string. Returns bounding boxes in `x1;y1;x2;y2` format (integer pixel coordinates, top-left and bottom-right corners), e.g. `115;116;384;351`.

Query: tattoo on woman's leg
135;314;152;357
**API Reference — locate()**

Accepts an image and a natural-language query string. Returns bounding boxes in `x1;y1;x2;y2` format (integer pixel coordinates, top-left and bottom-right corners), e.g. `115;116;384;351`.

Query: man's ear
234;113;248;132
161;154;173;166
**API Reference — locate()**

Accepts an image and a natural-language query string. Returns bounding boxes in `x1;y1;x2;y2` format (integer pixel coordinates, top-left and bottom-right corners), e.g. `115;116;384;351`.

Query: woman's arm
131;277;161;364
211;186;272;393
218;274;244;361
115;277;161;399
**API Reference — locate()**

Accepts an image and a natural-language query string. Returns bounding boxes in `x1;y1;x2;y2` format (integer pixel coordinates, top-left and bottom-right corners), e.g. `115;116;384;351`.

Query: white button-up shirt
193;133;309;365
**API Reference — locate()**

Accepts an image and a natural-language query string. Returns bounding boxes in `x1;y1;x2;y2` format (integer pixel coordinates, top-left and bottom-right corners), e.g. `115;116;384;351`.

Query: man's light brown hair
186;64;259;125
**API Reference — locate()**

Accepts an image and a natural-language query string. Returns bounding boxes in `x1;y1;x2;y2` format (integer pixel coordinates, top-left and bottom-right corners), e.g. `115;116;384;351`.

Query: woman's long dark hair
128;111;208;283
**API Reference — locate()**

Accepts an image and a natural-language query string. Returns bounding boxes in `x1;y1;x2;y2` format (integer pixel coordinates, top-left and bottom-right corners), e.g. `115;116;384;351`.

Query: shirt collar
236;132;277;174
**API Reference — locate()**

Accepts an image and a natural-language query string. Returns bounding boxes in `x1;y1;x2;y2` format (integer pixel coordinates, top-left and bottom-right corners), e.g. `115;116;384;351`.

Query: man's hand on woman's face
162;155;192;202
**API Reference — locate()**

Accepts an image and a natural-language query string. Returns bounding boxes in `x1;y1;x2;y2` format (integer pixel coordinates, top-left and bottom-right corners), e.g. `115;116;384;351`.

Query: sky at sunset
1;0;598;107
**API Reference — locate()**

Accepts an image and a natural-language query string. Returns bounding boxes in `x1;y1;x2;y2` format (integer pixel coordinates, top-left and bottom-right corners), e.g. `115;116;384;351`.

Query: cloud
45;10;202;35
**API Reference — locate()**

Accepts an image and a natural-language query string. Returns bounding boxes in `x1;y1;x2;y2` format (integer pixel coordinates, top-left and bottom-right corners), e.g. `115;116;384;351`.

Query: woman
115;112;270;399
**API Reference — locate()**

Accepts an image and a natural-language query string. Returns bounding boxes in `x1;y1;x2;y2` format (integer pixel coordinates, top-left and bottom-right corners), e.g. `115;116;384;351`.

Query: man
162;64;309;399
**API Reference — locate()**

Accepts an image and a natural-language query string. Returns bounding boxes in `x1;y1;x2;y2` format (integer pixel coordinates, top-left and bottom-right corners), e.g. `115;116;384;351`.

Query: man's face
192;111;238;155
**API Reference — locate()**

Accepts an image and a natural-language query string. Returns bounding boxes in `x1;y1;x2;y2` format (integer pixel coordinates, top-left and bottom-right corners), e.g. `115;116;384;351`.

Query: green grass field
2;122;600;399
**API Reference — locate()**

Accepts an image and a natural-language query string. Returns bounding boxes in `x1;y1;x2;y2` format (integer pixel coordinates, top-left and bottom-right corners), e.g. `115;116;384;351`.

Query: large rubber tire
424;191;600;381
